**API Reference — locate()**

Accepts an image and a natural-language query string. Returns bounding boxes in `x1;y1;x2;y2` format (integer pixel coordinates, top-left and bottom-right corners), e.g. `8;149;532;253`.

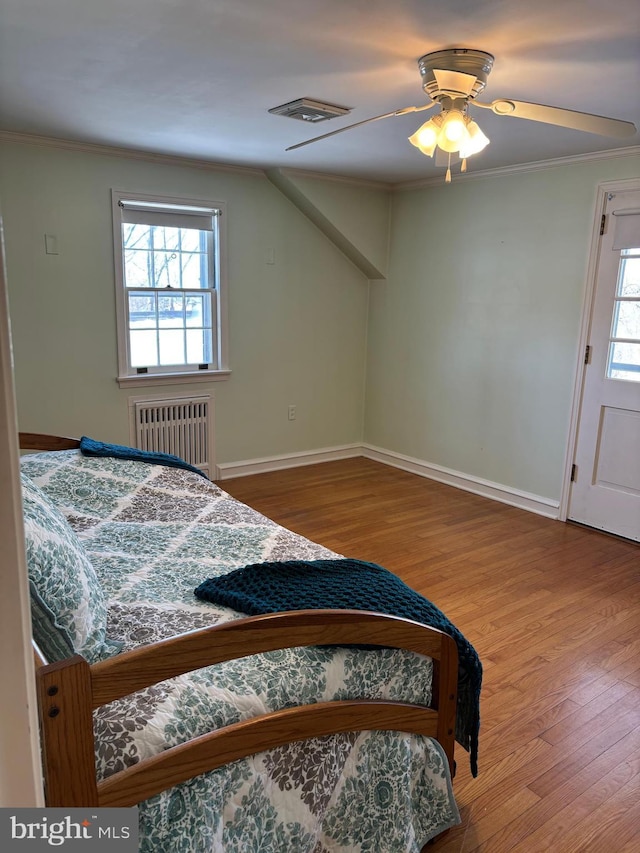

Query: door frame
559;176;640;523
0;216;45;805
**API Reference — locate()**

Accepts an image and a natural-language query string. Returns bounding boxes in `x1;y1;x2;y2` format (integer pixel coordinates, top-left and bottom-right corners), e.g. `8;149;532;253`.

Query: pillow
20;472;120;664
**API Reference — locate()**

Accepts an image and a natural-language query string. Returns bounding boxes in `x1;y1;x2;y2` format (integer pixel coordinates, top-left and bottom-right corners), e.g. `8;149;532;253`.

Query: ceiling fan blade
475;99;637;138
285;103;435;151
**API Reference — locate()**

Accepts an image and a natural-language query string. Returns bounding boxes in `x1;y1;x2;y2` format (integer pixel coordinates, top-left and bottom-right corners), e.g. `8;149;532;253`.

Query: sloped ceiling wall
266;169;391;279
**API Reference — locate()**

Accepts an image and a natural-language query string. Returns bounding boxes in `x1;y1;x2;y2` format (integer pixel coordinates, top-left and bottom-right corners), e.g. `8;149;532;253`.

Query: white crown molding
274;167;391;192
0;131;266;178
394;145;640;191
3;131;635;198
0;131;388;189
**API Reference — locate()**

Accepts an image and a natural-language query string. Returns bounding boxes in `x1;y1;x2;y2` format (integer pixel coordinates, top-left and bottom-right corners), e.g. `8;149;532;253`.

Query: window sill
117;370;231;388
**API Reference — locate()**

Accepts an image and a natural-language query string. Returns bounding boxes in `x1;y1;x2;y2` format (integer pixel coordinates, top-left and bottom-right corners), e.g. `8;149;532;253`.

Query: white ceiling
1;0;639;184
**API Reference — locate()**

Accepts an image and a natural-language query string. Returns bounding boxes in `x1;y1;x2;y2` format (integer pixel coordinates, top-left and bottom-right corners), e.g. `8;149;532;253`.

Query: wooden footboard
35;610;457;808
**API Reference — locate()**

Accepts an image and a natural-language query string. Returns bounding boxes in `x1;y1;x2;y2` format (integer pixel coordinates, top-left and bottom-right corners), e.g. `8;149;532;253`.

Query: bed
19;432;478;852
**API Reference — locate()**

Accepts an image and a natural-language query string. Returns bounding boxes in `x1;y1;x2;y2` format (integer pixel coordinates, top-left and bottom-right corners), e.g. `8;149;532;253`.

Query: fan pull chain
461;158;467;173
445;152;452;183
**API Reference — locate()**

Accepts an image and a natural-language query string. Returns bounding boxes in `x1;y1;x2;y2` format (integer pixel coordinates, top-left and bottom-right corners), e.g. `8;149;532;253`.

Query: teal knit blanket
195;558;481;776
80;436;208;479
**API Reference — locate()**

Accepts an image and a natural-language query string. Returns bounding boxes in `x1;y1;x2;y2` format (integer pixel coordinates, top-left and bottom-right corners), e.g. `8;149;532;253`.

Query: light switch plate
44;234;59;255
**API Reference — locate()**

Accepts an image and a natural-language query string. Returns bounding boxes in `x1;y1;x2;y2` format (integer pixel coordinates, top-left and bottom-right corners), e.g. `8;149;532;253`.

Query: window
112;191;228;386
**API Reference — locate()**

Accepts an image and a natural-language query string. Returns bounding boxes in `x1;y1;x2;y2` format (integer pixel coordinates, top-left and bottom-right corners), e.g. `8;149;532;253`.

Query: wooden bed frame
21;433;458;811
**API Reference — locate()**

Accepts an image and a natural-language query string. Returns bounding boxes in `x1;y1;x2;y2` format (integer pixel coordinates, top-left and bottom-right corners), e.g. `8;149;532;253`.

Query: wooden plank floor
219;457;640;853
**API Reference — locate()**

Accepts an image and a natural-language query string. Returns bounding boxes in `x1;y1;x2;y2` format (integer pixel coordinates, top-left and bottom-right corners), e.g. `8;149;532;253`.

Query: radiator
131;395;213;477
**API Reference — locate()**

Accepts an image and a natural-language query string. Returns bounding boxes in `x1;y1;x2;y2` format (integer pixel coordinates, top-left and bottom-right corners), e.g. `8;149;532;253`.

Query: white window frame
112;189;229;387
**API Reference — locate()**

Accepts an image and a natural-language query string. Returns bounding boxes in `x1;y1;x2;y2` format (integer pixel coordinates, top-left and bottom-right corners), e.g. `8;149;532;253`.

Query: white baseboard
215;443;362;480
362;444;560;519
216;441;560;519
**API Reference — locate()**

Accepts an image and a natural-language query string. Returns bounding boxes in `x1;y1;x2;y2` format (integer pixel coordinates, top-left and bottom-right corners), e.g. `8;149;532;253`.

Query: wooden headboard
19;433;80;451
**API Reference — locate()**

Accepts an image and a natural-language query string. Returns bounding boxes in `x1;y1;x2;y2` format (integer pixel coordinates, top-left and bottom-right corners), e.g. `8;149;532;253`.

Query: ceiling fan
286;48;637;181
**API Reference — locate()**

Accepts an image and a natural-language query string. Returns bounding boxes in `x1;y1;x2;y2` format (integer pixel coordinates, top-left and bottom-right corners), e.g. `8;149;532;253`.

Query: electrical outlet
288;405;296;421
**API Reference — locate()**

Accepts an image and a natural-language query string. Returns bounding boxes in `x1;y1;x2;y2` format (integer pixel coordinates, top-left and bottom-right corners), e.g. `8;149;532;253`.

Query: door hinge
571;463;577;482
584;344;592;365
600;214;606;236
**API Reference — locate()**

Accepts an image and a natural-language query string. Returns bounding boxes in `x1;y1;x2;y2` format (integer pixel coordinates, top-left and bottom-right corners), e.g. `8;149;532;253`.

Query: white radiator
130;395;213;477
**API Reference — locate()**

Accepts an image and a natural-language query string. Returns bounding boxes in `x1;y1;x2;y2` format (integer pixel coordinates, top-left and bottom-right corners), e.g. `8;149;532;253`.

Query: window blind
119;201;220;232
612;209;640;250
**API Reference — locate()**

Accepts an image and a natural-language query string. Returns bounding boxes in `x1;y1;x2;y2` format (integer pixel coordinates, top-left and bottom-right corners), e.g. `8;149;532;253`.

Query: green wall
1;136;638;503
0;141;370;464
364;155;640;500
267;170;391;278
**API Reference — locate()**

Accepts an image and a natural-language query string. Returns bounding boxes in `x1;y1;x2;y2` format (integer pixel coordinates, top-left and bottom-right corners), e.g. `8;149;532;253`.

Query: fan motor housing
418;48;494;101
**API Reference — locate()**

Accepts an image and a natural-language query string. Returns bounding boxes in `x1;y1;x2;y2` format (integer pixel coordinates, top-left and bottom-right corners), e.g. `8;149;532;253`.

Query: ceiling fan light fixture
409;108;489;175
459;120;490;158
408;115;442;156
441;109;468;145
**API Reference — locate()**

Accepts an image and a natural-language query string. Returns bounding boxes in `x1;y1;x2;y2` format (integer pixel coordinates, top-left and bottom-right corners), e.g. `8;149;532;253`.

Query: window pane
617;256;640;297
124;251;152;288
158;329;185;365
608;342;640;382
122;224;151;250
158;293;184;327
611;300;640;341
180;228;202;252
153;251;181;288
152;226;180;251
185;293;211;328
181;252;207;289
128;292;157;327
124;251;150;287
186;329;212;364
130;330;158;367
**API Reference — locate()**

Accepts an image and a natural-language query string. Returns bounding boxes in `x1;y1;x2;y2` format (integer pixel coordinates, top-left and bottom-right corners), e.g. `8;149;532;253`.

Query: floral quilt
21;450;460;852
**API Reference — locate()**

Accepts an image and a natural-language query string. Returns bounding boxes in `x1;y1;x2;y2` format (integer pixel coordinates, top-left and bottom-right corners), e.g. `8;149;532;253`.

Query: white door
568;186;640;541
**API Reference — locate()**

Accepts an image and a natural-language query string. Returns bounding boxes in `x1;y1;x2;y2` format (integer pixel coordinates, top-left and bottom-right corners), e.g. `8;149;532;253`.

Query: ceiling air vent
268;98;352;123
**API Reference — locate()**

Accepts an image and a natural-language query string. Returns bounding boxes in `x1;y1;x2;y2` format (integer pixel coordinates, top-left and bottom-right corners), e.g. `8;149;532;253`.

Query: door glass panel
611;301;640;339
608;342;640;382
607;248;640;382
617;252;640;297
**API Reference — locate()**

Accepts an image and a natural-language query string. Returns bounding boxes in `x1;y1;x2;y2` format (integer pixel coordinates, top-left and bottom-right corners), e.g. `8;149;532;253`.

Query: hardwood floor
219;457;640;853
